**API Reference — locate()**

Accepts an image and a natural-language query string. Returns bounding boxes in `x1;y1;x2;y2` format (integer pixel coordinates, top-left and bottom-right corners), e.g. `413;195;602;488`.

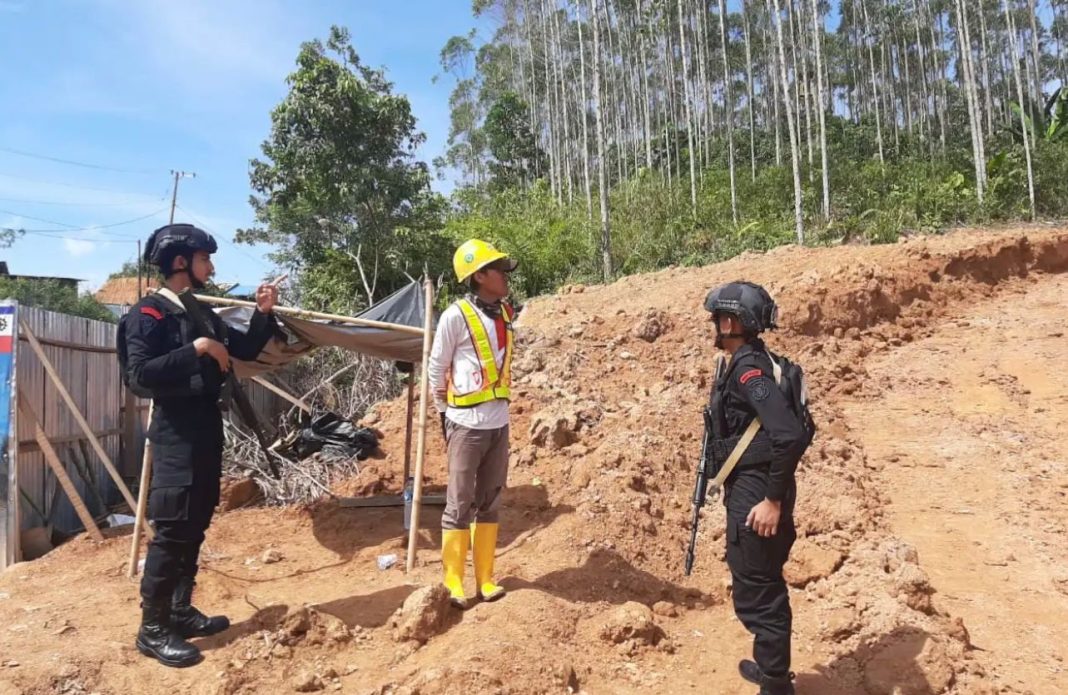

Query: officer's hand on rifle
255;283;279;314
194;337;230;373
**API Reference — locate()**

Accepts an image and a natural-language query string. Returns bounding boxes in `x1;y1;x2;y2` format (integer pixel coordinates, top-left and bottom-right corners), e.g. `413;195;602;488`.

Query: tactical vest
447;299;514;408
706;349;815;476
116;289;227;401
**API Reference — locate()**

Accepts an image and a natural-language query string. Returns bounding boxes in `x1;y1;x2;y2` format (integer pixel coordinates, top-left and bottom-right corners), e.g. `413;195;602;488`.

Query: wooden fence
0;302;288;569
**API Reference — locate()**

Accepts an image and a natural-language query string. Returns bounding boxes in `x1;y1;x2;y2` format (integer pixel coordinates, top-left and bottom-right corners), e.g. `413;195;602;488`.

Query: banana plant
1009;86;1068;143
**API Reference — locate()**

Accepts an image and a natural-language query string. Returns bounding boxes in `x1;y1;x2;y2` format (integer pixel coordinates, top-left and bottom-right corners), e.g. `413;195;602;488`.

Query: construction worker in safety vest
428;239;518;609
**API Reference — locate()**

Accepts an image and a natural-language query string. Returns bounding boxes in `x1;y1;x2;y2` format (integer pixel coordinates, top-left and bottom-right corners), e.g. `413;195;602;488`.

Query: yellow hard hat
453;239;517;283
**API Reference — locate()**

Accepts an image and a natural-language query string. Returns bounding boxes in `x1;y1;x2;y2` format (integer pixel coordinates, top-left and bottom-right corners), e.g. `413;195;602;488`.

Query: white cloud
1;214;26;230
104;0;300;99
63;237;96;257
81;272;109;293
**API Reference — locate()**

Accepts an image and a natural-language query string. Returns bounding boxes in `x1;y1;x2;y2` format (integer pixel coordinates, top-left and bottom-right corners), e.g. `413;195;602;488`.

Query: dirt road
846;270;1068;694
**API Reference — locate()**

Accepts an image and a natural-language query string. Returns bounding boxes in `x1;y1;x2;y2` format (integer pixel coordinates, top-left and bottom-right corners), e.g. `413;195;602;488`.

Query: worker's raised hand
255;283;279;314
194;337;230;373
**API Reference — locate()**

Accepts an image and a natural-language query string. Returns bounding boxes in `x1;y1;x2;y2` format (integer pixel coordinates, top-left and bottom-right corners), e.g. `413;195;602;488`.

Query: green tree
237;26;449;314
108;259;145;280
0;228;24;248
0;278;115;323
484;92;546;189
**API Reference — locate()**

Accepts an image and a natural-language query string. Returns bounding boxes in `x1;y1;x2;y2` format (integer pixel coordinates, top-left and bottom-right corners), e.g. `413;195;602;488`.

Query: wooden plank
339;494;445;509
16;335;116;353
18;428;122;452
17;392;104;542
18;319;146;531
251;375;311;414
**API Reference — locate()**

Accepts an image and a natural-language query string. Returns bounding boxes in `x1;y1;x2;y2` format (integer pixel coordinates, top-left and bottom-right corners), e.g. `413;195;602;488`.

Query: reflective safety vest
447;299;514;408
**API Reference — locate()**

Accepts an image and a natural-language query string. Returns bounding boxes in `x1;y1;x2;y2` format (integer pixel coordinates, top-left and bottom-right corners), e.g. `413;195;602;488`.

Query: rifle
685;355;727;576
177;290;281;478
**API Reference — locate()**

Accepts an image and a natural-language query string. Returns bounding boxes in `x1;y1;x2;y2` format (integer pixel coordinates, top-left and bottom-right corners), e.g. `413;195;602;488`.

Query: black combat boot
171;576;230;638
136;602;202;668
759;672;795;695
739;661;795;695
739;660;764;685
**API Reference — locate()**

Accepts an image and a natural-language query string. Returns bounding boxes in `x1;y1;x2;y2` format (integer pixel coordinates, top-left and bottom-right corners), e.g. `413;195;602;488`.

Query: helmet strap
714;312;748;350
163;253;206;290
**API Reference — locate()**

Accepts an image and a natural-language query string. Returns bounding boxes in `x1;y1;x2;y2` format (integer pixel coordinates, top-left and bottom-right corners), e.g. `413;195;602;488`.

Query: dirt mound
2;227;1067;694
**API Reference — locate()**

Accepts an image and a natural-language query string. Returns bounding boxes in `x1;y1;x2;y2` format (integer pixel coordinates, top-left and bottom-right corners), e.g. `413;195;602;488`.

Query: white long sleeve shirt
428;301;511;430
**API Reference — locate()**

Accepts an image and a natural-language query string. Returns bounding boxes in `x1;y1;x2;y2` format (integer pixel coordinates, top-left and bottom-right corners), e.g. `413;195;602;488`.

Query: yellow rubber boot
471;522;506;602
441;529;470;609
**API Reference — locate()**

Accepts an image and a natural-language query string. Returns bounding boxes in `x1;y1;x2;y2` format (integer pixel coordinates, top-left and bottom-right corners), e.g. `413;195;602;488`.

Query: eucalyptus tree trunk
590;0;613;279
861;0;886;163
676;0;698;218
1027;0;1043;105
1004;0;1037;219
771;0;805;243
577;2;594;219
977;0;995;139
743;1;758;181
954;0;987;203
810;0;830;219
719;0;739;223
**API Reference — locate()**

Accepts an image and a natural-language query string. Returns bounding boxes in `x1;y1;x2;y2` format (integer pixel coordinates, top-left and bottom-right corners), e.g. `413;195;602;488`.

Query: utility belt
709;431;774;471
146;363;231;410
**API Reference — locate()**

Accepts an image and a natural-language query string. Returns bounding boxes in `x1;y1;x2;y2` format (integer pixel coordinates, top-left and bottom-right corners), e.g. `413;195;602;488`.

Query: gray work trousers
441;421;510;530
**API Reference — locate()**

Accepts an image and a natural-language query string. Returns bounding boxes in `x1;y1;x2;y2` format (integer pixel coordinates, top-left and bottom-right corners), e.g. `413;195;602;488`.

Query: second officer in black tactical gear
118;223;279;667
704;281;812;695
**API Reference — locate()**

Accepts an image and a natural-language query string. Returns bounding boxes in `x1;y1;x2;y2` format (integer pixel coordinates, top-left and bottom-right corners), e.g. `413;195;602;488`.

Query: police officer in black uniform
704;281;809;695
118;224;279;667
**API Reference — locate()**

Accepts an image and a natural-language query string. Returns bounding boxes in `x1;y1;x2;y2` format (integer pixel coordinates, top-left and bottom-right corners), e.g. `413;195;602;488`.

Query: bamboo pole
405;278;435;574
17;393;104;542
18;320;146;528
193;294;426;336
127;403;154;577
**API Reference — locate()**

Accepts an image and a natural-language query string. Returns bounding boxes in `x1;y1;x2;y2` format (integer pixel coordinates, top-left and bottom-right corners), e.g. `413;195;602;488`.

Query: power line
0;207;80;229
0;195;167;207
3;208;168;234
175;203;272;270
0;171;165;196
21;232;140;245
0;145;162;175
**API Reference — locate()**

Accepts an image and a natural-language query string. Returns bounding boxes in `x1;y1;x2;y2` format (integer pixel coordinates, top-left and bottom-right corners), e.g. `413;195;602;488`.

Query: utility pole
168;170;196;224
137;240;142;300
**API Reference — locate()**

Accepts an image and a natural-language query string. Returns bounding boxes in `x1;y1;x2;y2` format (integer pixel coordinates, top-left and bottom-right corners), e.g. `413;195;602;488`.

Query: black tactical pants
139;445;222;605
725;468;797;679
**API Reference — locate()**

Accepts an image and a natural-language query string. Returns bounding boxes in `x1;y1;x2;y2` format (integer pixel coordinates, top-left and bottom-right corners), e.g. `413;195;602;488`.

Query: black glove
439;412;448;441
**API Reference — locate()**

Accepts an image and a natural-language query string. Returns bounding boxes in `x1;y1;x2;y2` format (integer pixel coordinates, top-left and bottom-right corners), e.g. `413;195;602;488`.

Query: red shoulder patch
140;306;163;320
739;368;763;384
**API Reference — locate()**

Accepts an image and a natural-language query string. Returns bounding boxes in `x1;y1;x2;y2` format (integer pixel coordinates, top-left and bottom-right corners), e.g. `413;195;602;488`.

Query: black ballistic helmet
704;281;779;337
144;223;217;274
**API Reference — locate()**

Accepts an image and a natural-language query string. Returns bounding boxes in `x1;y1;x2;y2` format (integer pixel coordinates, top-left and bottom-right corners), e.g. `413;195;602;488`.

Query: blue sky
0;0;492;291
